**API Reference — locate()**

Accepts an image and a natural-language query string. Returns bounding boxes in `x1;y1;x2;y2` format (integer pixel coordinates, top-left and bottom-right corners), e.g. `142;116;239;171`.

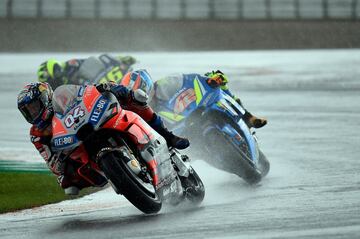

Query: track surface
0;50;359;239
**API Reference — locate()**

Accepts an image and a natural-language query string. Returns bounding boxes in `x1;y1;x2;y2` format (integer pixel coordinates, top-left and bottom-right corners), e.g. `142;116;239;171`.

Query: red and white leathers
30;124;60;174
28;85;183;189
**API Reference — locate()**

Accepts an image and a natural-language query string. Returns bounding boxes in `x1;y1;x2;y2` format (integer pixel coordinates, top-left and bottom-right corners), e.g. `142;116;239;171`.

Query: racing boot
57;175;80;195
234;97;267;128
149;113;190;150
64;186;80;196
55;160;87;196
243;111;267;129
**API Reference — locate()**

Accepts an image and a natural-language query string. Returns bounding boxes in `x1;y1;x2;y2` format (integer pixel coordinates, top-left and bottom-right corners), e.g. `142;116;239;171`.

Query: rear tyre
180;167;205;205
99;151;162;214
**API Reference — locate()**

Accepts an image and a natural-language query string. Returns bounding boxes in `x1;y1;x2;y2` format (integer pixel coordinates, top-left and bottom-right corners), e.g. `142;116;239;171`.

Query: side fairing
220;120;259;164
154;77;259;163
157;75;218;128
210;93;259;163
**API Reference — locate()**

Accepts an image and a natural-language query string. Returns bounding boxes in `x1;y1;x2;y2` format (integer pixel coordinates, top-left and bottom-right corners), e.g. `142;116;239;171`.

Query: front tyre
205;129;262;185
258;150;270;177
179;167;205;205
99;151;162;214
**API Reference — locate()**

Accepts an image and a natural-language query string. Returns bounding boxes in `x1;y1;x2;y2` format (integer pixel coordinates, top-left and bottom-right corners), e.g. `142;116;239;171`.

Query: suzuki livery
152;75;270;184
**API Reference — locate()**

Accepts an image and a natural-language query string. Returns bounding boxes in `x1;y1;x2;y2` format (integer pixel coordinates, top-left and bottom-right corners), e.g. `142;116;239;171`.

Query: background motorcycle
152;77;270;185
50;85;205;214
73;54;132;85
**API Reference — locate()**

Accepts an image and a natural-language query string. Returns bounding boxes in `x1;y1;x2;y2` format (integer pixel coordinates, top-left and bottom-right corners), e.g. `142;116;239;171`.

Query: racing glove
96;83;130;102
96;83;147;107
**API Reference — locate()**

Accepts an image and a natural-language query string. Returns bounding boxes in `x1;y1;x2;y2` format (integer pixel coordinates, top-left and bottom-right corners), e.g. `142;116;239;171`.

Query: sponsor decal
90;97;108;124
53;135;77;148
174;88;196;114
77;86;85;97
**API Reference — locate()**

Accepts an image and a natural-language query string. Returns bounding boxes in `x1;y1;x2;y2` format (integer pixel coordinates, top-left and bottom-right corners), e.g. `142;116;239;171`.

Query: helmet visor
19;99;43;123
135;70;153;95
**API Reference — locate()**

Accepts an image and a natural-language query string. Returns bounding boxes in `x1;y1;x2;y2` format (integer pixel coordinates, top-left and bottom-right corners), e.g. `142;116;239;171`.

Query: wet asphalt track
0;50;359;239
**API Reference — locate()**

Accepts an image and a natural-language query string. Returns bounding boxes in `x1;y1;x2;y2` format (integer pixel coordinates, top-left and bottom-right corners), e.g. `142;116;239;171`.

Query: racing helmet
120;69;154;97
205;70;229;88
37;59;64;89
17;82;54;128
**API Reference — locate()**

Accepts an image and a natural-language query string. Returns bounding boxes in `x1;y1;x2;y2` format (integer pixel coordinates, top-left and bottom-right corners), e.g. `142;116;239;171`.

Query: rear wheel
99;150;162;214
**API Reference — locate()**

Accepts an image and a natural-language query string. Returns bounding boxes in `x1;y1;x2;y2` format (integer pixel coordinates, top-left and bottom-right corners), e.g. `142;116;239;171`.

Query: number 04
65;106;85;128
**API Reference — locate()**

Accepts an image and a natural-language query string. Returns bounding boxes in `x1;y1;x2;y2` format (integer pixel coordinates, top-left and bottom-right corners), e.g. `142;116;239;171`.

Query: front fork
169;148;192;177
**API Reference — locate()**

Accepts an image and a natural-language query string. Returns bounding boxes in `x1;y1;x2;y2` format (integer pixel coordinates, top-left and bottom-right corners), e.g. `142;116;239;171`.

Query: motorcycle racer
37;54;136;90
151;70;267;129
17;79;189;195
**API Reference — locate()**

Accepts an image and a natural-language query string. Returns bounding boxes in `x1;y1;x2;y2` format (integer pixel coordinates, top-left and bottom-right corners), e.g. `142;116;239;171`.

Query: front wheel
99;151;162;214
179;167;205;205
205;128;262;185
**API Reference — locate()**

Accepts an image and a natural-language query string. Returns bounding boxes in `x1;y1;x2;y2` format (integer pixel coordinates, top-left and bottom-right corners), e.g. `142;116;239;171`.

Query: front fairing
208;91;259;164
51;85;119;152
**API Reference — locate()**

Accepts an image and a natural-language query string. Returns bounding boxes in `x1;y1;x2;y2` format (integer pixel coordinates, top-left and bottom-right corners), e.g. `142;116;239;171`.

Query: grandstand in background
1;0;359;20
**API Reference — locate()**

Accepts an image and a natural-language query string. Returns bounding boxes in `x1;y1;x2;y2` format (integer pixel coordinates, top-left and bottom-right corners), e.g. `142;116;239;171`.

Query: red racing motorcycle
51;85;205;214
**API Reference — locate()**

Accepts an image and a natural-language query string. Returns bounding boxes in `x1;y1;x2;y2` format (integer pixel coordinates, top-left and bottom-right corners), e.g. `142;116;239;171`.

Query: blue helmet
17;82;54;128
120;69;154;97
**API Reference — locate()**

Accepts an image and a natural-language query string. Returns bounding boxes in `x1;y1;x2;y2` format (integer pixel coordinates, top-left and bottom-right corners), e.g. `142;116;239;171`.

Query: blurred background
0;0;359;52
1;2;360;237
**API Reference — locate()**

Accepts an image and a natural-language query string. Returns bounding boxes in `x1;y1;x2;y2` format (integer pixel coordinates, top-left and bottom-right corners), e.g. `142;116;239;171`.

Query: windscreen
52;85;83;115
154;74;183;101
77;56;106;83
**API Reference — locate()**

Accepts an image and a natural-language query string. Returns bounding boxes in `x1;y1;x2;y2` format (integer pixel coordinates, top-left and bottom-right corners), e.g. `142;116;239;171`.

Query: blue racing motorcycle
151;75;270;184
